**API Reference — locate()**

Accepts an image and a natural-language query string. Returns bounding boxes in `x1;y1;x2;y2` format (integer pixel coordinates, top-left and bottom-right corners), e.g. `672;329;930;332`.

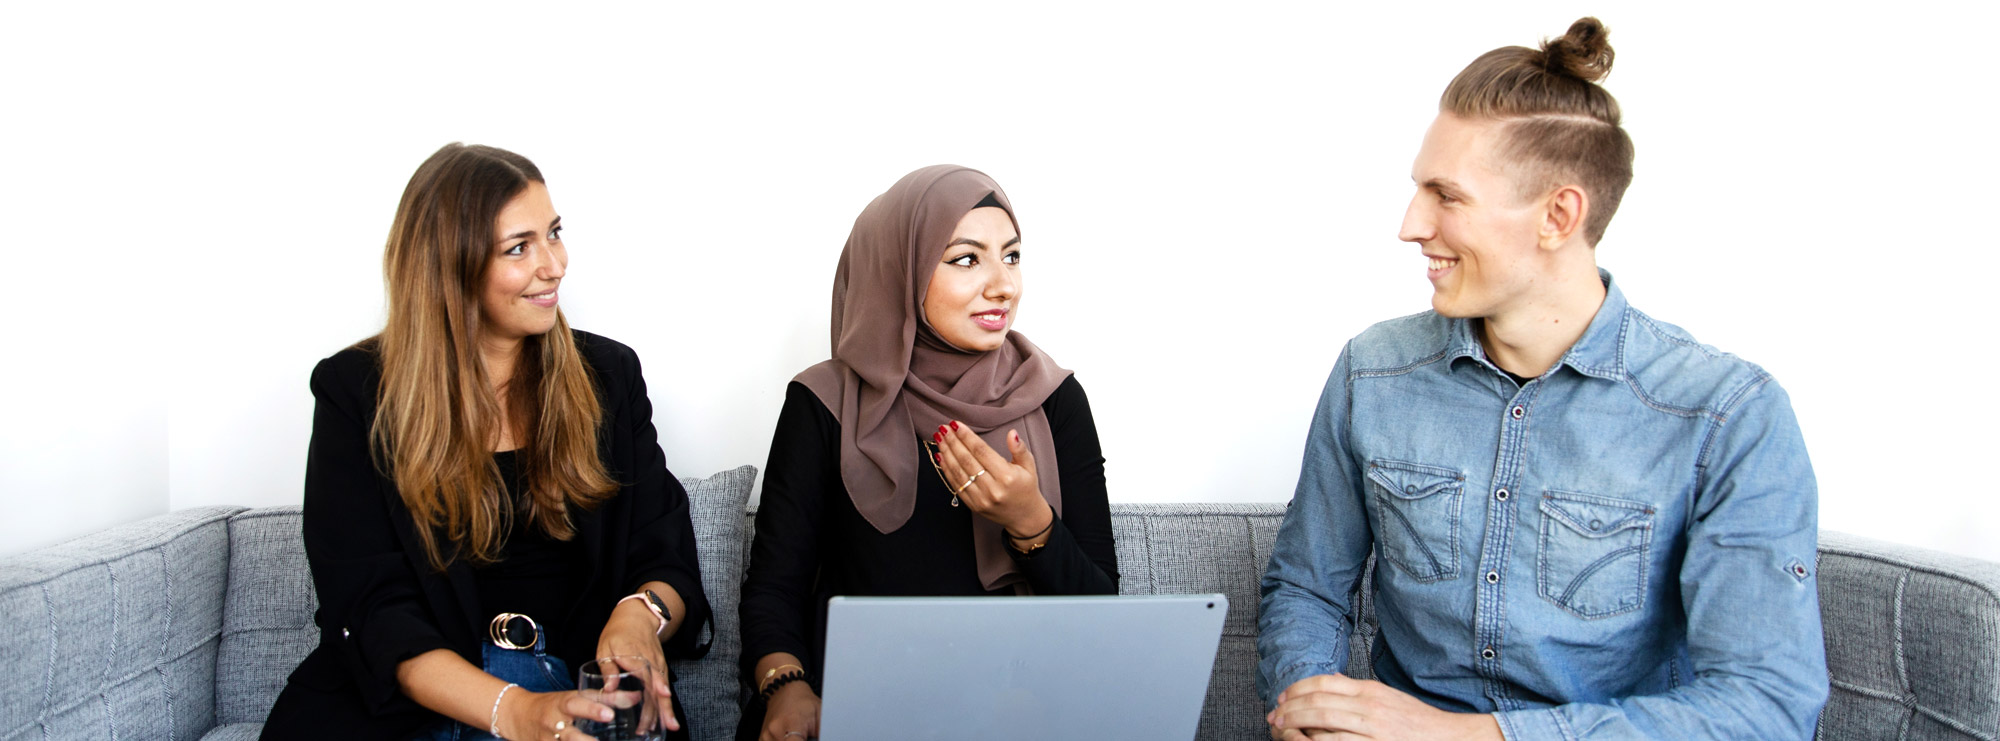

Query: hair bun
1539;17;1614;82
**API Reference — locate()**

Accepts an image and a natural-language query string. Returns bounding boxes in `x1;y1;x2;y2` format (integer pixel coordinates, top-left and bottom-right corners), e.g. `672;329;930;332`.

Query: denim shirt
1258;272;1828;740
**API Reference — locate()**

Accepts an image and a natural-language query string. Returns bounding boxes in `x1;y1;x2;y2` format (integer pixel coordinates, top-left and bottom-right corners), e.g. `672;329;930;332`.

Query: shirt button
1485;571;1500;584
1510;406;1525;420
1589;519;1603;530
1495;488;1510;501
1481;646;1498;660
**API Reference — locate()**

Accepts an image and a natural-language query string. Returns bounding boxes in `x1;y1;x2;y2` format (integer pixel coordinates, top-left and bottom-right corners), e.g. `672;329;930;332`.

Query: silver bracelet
490;682;519;737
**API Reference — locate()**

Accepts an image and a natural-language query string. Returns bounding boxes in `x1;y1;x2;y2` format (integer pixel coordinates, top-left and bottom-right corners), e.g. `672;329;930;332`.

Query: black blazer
262;330;710;740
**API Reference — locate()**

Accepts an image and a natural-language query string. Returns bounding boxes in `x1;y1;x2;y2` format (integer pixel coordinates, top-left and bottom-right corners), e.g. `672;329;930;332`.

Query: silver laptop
817;594;1228;740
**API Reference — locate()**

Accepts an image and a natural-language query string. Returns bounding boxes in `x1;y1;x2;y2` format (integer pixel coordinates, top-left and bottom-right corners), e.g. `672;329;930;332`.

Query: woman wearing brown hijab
737;165;1119;740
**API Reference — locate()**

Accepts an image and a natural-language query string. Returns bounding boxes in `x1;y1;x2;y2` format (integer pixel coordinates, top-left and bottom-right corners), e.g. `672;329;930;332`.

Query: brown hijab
794;165;1071;591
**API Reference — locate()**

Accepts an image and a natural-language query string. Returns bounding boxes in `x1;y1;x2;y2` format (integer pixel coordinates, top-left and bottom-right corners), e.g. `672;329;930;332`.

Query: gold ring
958;469;986;491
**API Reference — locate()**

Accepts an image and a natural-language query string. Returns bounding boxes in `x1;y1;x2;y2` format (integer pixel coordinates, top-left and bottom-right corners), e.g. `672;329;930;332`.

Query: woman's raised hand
933;421;1052;538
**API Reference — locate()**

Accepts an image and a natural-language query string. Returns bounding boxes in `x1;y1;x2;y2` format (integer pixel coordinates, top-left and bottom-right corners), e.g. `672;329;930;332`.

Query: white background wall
4;2;1995;560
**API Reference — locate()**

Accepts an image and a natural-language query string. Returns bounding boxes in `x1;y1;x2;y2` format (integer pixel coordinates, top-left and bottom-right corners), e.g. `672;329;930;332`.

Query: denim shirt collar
1445;268;1628;382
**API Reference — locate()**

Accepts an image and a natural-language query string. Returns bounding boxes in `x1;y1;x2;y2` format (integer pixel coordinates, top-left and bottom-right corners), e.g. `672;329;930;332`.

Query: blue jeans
413;627;573;741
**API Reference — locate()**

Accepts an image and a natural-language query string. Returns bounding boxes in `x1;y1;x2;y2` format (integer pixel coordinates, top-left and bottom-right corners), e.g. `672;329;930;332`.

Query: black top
474;451;585;624
738;376;1119;711
262;331;711;740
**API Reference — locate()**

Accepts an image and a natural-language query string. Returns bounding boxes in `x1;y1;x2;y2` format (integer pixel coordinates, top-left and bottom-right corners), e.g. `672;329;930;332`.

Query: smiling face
922;206;1021;353
479;181;567;343
1398;113;1551;320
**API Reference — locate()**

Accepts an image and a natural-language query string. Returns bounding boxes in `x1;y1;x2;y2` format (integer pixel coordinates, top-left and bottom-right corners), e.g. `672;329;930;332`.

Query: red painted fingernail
950;421;959;431
933;453;941;464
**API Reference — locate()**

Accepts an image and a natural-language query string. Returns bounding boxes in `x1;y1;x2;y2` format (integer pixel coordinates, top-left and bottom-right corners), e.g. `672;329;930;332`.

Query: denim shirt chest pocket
1365;460;1466;582
1537;490;1656;619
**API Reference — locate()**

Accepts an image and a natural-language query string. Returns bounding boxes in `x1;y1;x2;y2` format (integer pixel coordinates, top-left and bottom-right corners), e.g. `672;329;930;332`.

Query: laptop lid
817;594;1227;741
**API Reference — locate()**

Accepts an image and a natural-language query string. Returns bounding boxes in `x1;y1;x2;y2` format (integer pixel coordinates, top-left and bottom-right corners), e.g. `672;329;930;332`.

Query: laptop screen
817;594;1227;740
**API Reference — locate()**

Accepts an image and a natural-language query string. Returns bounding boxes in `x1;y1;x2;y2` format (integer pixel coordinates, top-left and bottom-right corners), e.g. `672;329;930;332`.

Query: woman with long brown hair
263;143;710;740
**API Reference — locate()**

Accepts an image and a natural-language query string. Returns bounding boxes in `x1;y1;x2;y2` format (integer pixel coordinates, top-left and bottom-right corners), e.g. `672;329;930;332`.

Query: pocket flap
1366;459;1465;500
1539;491;1654;538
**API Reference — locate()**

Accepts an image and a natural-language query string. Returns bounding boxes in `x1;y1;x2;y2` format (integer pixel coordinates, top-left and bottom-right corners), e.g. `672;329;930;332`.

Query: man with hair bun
1257;18;1827;740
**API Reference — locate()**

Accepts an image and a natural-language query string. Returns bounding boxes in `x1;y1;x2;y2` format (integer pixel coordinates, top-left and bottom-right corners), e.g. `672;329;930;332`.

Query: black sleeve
1015;375;1120;595
611;347;712;658
738;381;835;680
299;355;454;715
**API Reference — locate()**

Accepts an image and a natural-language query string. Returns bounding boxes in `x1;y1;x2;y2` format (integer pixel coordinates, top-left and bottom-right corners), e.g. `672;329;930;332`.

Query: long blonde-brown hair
371;142;618;571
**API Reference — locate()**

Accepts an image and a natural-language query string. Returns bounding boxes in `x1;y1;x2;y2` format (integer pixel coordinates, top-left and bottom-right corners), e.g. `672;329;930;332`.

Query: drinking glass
576;655;660;741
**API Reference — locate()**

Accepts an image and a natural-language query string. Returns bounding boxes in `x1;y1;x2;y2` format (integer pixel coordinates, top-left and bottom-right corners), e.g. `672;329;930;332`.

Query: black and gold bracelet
759;669;806;701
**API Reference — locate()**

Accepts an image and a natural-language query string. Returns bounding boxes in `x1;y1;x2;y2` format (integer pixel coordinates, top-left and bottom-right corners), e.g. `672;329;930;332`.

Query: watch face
644;589;670;619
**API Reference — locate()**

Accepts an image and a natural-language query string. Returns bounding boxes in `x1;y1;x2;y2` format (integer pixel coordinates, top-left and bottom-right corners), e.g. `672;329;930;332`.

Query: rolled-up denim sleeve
1258;347;1376;709
1493;378;1829;740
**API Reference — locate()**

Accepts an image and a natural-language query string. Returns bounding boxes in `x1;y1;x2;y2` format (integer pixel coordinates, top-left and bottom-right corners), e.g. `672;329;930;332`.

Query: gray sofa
3;465;1997;740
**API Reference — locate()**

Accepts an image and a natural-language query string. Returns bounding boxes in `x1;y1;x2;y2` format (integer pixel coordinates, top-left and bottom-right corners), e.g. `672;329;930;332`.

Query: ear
1539;184;1589;251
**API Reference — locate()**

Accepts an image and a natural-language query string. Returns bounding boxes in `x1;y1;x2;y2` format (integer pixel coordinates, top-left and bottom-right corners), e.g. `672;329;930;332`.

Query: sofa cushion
1108;503;1283;741
675;465;758;741
216;507;315;726
0;505;242;741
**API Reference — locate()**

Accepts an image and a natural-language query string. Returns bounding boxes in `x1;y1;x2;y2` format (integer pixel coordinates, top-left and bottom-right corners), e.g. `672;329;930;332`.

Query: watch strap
617;591;670;636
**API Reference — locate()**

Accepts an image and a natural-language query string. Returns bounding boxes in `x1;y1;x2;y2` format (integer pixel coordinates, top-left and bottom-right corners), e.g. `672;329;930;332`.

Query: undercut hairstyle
371;142;618;571
1441;17;1635;246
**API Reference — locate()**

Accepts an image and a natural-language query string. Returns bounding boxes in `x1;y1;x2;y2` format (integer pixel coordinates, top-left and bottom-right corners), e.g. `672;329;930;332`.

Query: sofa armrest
0;505;245;741
1814;530;2000;739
